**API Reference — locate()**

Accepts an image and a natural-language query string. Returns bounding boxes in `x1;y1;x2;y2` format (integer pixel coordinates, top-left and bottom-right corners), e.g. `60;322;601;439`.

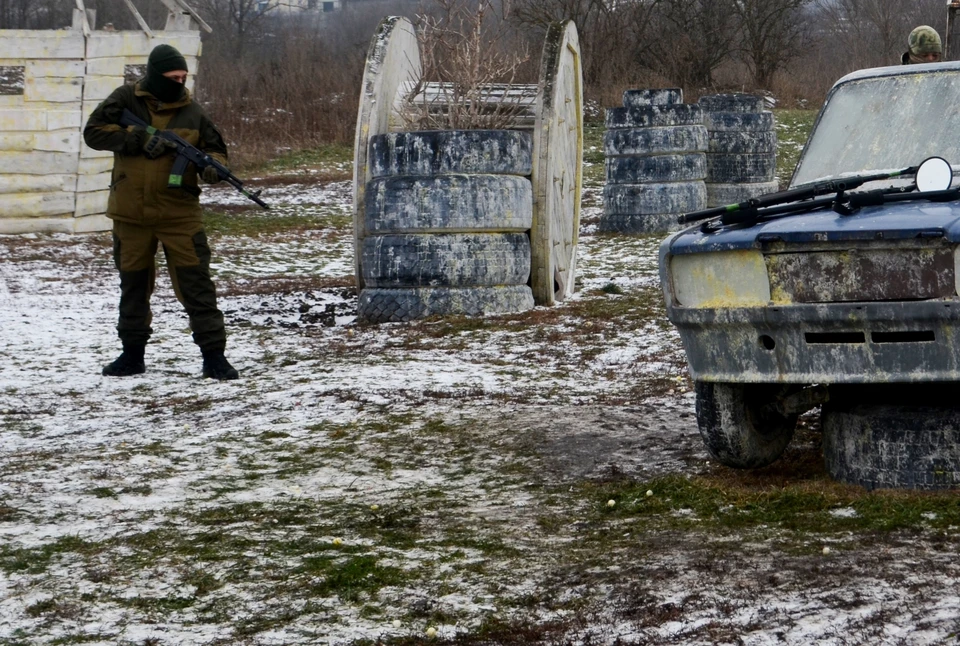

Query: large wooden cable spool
352;16;421;290
352;17;582;308
531;20;582;305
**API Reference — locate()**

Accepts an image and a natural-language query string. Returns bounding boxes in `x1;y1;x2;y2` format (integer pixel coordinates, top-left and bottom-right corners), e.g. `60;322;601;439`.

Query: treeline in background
1;0;950;166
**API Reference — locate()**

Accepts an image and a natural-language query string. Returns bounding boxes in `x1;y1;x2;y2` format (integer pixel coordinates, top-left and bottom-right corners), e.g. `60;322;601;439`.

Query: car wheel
694;381;799;469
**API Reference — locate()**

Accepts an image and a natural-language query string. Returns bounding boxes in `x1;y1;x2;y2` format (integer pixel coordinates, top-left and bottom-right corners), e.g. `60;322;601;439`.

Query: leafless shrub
400;0;533;130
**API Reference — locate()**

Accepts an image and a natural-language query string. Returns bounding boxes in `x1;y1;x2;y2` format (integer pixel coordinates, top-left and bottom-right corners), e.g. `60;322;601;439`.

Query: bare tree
647;0;739;89
736;0;812;89
192;0;278;58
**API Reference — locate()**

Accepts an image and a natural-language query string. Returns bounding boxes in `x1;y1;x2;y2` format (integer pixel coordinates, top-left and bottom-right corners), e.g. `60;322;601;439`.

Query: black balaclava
141;44;188;104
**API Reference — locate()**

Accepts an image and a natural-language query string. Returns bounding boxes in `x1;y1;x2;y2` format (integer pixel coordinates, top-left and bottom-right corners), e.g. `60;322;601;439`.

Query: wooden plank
0;95;23;108
0;151;79;174
26;60;85;78
80;145;114;160
24;77;83;103
75;190;109;216
77;172;111;193
0;174;75;194
79;157;114;175
85;32;201;58
0;109;46;130
121;0;154;37
48;109;83;131
0;32;85;59
72;213;111;233
85;56;127;76
83;76;123;101
0;191;75;217
0;213;108;234
0;131;81;153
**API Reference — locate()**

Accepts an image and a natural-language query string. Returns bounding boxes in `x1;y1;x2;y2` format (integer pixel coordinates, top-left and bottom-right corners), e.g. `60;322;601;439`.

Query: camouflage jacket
83;82;228;226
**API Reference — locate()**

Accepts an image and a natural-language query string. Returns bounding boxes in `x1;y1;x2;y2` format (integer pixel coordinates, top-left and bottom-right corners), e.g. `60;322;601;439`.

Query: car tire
604;126;708;157
361;233;531;288
605;104;704;129
603;181;706;216
694;381;799;469
357;285;535;323
706;153;776;183
706;181;781;206
606;153;707;184
822;399;960;490
703;111;775;133
365;174;533;233
622;88;683;108
368;130;533;178
707;130;778;154
699;93;765;113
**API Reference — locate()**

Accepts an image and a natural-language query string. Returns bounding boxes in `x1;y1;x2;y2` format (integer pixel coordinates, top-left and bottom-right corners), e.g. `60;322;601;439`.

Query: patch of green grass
0;535;94;575
202;207;351;237
582;122;605;187
260;144;353;173
774;108;817;188
582;473;960;538
300;554;406;602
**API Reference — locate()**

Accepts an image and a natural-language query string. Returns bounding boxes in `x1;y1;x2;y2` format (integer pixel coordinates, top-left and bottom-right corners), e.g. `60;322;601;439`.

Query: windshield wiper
677;166;918;226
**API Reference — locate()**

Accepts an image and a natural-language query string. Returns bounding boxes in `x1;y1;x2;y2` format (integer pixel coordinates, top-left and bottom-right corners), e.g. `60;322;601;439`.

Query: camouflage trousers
111;219;226;352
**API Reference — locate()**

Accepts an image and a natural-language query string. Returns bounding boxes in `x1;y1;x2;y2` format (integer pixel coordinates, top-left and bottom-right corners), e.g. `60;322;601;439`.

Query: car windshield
791;68;960;188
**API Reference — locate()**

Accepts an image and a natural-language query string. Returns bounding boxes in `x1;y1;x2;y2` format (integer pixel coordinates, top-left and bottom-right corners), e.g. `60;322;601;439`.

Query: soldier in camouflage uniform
84;44;240;380
902;25;942;64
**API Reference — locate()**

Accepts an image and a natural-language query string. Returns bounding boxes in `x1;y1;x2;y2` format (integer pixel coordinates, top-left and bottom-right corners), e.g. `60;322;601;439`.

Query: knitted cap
147;44;188;75
908;26;942;57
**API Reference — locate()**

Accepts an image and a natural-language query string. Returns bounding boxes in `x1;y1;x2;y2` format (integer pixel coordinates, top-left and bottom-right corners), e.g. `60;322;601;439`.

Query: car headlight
670;250;771;308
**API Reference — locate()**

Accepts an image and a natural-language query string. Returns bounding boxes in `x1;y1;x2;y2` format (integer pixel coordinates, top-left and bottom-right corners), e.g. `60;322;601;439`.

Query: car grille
765;247;955;303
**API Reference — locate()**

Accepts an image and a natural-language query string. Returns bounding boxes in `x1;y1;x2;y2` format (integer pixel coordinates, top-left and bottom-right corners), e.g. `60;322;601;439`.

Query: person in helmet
902;25;942;64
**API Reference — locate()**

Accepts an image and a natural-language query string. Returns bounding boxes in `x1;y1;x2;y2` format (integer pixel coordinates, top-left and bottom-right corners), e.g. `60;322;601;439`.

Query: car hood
665;200;960;255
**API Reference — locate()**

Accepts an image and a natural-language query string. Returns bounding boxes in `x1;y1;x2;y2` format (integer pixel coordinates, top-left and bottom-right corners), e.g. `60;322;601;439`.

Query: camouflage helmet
908;25;942;57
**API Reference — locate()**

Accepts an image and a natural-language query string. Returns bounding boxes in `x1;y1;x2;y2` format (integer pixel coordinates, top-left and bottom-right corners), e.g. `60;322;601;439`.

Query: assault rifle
119;109;270;210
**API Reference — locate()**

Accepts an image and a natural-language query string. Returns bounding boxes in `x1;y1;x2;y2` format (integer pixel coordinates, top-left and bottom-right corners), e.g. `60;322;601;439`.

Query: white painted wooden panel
86;34;201;59
73;213;110;233
0;109;45;130
80;145;114;160
75;190;109;216
79;157;114;175
48;109;82;131
0;151;79;174
0;191;75;217
83;76;123;101
0;213;108;234
85;57;127;76
77;172;110;193
24;77;83;103
0;131;81;153
26;60;84;78
0;96;23;108
0;174;75;194
0;32;84;59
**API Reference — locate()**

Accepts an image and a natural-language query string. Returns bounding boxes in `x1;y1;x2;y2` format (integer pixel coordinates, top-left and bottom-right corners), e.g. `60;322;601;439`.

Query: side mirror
916;156;953;192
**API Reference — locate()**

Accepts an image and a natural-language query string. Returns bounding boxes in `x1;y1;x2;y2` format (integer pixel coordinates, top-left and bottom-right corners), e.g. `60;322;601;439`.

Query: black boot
102;343;146;376
202;349;239;380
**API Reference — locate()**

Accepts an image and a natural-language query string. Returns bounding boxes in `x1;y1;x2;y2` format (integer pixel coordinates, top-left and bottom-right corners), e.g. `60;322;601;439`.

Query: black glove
201;165;222;185
143;133;176;159
123;126;148;156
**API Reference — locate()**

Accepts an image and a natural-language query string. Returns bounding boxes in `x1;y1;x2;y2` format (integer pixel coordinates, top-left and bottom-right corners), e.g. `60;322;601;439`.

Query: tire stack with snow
357;130;536;324
699;93;779;207
600;88;707;234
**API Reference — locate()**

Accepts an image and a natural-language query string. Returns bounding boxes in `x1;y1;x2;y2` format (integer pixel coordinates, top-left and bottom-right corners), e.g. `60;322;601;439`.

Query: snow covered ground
1;179;959;645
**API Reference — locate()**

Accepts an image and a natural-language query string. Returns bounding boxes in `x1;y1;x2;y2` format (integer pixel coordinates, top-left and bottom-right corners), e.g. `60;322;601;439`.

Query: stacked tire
699;93;779;207
600;88;707;234
358;130;536;324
